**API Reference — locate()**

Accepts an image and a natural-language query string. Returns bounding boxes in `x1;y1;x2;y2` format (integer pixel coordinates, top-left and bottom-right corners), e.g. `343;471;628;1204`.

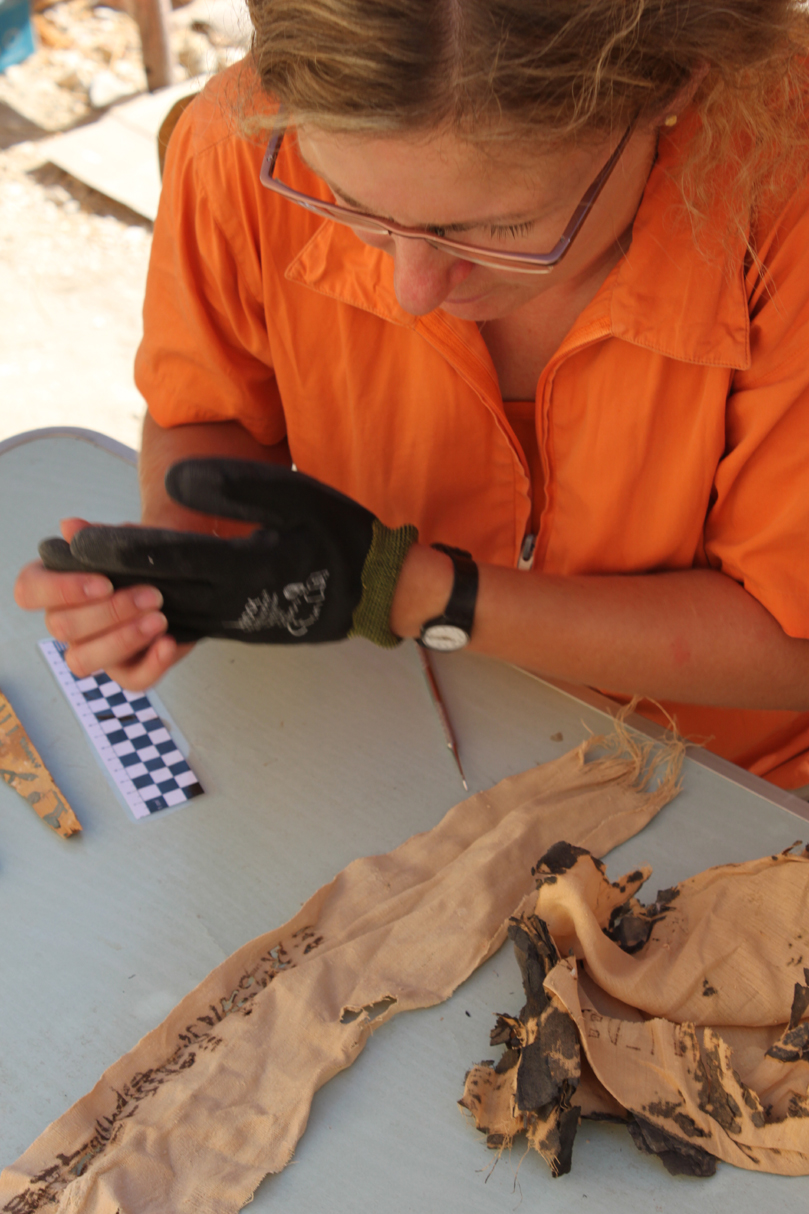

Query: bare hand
14;518;192;691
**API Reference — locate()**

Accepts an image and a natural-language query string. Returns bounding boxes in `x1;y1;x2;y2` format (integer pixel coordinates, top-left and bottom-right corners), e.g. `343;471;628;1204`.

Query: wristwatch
417;543;479;652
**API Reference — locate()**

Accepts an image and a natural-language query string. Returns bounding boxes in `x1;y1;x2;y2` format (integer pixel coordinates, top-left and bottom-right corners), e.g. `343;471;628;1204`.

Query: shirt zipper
518;532;537;571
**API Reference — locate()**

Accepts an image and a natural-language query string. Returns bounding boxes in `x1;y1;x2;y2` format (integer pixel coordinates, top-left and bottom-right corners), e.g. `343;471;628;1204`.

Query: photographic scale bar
39;639;204;821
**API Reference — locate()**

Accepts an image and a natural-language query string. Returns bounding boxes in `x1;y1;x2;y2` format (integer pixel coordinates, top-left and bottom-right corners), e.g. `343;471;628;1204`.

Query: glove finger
39;536;86;573
68;527;259;643
70;526;227;581
165;459;369;531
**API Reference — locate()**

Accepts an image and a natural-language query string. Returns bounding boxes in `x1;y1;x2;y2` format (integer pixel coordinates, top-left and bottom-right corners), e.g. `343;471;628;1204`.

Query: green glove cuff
349;520;419;649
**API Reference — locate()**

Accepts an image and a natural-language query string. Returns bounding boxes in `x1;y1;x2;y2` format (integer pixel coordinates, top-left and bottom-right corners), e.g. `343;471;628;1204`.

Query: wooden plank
39;78;208;220
130;0;176;91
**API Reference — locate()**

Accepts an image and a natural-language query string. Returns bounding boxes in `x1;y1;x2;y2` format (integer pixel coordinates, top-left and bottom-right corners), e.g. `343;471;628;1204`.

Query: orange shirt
136;70;809;790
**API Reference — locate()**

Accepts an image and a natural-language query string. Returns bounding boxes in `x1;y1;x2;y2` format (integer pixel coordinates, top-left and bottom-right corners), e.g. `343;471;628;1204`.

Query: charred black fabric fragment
516;1007;580;1114
790;971;809;1027
628;1115;718;1177
463;843;809;1185
532;841;598;877
604;880;681;955
486;913;583;1176
525;1082;581;1178
649;885;681;913
645;1100;710;1139
508;916;580;1103
788;1094;809;1118
509;915;558;1006
606;902;655;953
490;1013;522;1049
516;1039;558;1111
767;970;809;1063
767;1028;809;1065
695;1038;743;1134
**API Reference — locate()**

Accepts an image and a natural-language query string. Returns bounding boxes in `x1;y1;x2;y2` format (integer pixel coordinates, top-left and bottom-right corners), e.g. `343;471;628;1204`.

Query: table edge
0;427;138;466
533;673;809;824
3;430;804;825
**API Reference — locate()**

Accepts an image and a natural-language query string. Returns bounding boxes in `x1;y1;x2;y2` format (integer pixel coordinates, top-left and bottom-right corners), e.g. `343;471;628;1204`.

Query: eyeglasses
259;111;634;275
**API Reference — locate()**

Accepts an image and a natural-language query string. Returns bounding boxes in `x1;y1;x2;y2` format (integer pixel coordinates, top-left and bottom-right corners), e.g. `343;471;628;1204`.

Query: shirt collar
283;215;500;393
607;124;751;370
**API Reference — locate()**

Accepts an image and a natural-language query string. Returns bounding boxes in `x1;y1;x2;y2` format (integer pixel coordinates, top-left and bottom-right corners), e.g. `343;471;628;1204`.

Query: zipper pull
518;533;537;571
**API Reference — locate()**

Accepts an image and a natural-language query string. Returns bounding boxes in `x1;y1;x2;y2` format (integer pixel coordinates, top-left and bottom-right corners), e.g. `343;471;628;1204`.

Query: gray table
1;429;807;1210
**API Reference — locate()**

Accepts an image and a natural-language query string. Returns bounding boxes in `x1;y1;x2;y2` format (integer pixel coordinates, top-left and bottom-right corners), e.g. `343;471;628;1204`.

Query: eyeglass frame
259;109;634;275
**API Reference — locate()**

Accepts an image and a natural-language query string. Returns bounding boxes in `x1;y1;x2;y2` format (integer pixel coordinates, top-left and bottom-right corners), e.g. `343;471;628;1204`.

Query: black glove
39;459;418;648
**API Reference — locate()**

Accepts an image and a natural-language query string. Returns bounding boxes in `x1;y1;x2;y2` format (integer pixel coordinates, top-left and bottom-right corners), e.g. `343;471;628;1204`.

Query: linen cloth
461;842;809;1177
1;729;680;1213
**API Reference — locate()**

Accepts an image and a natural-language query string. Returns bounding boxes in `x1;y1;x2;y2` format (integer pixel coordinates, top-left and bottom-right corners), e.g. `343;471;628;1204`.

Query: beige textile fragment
0;728;681;1214
0;689;81;838
461;842;809;1178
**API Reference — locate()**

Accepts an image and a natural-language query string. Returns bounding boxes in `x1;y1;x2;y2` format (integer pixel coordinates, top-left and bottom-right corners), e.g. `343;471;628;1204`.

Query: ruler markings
39;639;203;821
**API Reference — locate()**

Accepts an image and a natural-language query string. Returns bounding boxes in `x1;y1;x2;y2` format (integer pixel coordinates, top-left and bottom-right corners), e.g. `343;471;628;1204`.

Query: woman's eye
487;221;536;241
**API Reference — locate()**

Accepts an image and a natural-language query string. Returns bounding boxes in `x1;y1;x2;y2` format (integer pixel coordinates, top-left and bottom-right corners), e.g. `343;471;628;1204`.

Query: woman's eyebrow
296;147;540;232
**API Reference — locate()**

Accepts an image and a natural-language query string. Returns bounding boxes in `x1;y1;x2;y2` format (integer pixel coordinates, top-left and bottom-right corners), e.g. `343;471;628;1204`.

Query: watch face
420;623;470;652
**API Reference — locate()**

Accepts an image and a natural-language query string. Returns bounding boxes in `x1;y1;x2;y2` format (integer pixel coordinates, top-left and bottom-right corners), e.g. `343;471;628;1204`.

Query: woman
15;0;809;790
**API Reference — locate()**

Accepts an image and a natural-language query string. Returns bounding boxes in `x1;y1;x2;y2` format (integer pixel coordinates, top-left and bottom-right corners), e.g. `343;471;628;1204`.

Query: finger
63;611;169;680
41;523;137;572
70;525;223;580
14;560;113;612
77;635;192;694
45;585;165;645
60;517;91;543
62;517;145;541
165;458;312;527
39;536;84;573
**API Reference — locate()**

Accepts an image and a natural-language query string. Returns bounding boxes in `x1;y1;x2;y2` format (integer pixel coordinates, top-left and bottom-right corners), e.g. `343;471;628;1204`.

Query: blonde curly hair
246;0;809;230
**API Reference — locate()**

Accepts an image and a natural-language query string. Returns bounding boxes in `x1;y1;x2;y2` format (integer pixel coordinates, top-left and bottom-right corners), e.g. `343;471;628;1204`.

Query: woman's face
296;124;658;321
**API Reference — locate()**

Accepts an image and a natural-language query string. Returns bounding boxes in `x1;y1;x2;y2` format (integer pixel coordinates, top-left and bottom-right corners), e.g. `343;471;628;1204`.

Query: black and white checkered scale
40;638;204;819
76;674;203;812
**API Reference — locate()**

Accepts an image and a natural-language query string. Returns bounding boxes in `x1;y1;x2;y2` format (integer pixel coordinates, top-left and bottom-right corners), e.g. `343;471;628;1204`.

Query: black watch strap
417;543;479;651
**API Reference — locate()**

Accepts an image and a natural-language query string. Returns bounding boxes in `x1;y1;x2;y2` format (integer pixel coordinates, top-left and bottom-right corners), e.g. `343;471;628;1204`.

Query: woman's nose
391;237;475;315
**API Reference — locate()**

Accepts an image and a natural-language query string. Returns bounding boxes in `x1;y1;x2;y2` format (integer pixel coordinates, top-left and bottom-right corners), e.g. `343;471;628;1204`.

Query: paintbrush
417;647;468;791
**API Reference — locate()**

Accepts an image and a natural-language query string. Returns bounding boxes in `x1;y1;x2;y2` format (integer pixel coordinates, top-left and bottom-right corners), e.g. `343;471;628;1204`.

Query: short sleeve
134;81;287;447
703;185;809;640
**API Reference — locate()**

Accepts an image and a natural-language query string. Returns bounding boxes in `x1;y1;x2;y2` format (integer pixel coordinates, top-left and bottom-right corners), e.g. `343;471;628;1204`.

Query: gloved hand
38;459;418;648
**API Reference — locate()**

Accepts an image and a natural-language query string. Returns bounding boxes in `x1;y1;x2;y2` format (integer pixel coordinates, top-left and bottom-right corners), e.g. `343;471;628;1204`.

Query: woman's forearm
139;413;291;530
390;547;809;711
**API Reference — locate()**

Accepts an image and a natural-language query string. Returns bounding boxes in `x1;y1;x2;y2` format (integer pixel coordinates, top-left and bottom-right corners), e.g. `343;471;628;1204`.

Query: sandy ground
0;0;248;451
0;140;152;450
